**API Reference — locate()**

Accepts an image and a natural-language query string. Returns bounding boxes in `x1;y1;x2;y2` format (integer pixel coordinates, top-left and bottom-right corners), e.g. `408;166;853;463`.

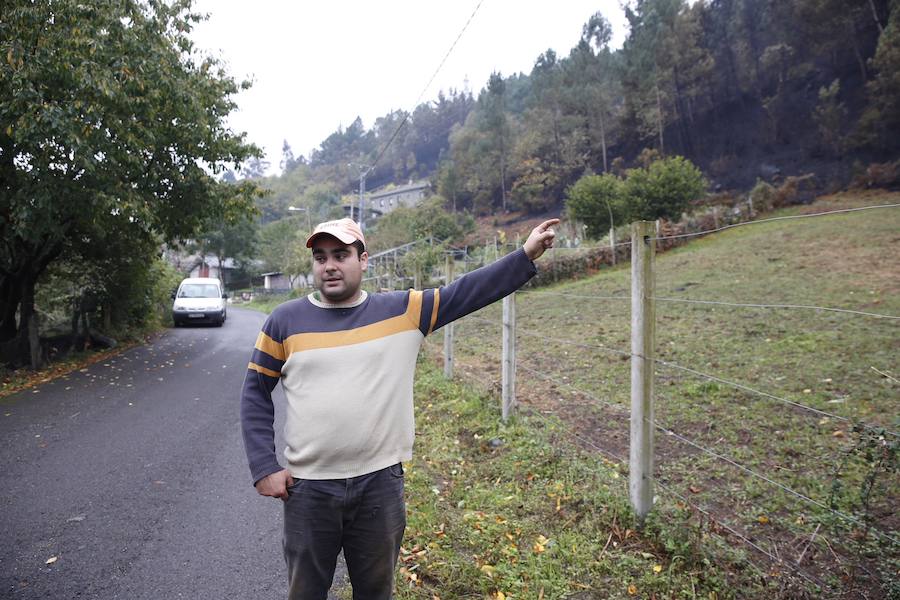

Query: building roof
368;180;431;200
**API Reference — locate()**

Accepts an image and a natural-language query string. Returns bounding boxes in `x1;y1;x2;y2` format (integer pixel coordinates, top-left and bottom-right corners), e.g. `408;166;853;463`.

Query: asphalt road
0;307;347;599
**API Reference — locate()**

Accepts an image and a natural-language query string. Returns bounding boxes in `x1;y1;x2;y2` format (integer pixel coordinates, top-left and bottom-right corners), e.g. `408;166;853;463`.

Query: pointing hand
523;219;560;260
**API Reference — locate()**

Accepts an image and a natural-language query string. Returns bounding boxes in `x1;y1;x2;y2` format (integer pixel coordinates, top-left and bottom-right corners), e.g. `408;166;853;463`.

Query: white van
171;277;227;326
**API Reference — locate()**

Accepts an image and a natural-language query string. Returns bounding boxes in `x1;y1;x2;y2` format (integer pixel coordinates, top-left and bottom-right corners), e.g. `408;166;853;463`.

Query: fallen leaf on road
45;556;58;565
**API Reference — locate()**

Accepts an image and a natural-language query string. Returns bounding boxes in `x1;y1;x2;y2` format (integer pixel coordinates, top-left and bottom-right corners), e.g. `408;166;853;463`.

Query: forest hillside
242;0;900;226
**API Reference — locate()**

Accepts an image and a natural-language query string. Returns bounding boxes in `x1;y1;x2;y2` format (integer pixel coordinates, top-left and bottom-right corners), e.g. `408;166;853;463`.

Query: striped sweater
240;248;537;483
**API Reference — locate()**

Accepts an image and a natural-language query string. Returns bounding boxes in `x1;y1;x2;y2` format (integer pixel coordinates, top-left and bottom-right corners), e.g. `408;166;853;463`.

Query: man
241;217;558;599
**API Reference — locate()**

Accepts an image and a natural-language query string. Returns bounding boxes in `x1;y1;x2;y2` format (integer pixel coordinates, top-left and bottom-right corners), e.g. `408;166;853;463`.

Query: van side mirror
222;293;228;299
171;291;176;300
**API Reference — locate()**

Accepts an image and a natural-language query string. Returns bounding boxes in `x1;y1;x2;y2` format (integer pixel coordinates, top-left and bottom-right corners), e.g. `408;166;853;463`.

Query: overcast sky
190;1;628;174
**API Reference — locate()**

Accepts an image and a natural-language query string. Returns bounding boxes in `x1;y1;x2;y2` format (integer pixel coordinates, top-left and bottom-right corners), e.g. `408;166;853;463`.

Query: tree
0;0;260;368
813;79;847;155
622;156;706;221
257;218;310;287
620;0;713;156
484;72;512;210
280;140;297;173
194;212;259;286
859;0;900;150
564;173;625;239
242;156;271;179
573;12;620;173
436;160;461;213
369;198;473;253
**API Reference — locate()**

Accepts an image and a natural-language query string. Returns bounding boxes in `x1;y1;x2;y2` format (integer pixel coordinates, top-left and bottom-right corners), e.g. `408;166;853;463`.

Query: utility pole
358;170;367;229
348;163;372;229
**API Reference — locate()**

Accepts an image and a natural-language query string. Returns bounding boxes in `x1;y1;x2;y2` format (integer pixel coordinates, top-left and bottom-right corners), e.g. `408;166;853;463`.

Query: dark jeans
283;463;406;600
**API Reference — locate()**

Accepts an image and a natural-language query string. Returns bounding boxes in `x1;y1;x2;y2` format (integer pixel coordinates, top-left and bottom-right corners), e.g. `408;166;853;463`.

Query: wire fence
430;202;900;595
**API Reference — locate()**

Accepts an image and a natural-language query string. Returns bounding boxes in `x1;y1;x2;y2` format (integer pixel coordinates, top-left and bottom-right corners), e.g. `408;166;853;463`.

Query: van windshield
178;284;220;298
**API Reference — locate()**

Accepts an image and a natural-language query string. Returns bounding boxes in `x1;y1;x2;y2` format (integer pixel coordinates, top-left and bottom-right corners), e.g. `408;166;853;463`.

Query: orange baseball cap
305;218;366;251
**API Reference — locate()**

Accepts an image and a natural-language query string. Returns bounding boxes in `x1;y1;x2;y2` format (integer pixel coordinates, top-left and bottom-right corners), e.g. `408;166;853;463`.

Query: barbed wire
515;290;899;321
516;328;632;359
649;475;828;591
515;327;898;439
517;363;630;417
517;290;630;301
459;314;503;328
649;355;900;439
650;418;899;546
649;203;900;243
650;296;900;321
519;393;828;590
448;354;835;592
518;404;628;467
513;350;899;545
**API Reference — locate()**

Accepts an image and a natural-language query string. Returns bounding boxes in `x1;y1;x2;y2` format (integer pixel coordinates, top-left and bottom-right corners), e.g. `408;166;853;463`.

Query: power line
370;0;485;171
651;204;900;242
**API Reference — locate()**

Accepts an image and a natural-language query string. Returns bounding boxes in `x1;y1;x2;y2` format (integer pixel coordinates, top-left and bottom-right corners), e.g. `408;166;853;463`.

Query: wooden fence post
630;220;656;523
443;254;455;378
501;292;516;421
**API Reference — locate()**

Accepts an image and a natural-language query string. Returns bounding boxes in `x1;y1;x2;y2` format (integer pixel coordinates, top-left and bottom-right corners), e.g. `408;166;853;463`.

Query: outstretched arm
423;217;560;333
522;218;560;260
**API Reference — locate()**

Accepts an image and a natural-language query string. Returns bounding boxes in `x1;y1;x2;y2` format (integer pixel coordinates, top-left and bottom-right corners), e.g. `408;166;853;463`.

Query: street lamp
287;206;312;232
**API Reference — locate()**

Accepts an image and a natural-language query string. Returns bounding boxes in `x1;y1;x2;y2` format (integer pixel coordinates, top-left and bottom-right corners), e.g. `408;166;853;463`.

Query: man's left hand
523;219;560;260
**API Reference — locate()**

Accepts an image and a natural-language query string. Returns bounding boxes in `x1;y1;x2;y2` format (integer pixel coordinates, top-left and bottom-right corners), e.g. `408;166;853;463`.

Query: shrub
773;174;817;207
850;160;900;189
749;179;776;212
623;156;707;221
564;173;626;240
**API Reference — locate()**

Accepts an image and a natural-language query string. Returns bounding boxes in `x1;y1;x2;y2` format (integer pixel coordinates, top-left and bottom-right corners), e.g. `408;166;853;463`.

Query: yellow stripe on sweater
248;362;281;378
283;291;424;356
427;289;440;335
255;331;285;361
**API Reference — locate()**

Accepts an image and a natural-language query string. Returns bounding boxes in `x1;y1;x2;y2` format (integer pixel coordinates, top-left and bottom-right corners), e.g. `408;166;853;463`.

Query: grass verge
432;191;899;598
395;357;784;599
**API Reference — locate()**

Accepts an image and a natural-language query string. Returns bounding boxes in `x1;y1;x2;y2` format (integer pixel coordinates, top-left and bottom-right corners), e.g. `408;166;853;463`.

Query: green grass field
405;191;899;599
